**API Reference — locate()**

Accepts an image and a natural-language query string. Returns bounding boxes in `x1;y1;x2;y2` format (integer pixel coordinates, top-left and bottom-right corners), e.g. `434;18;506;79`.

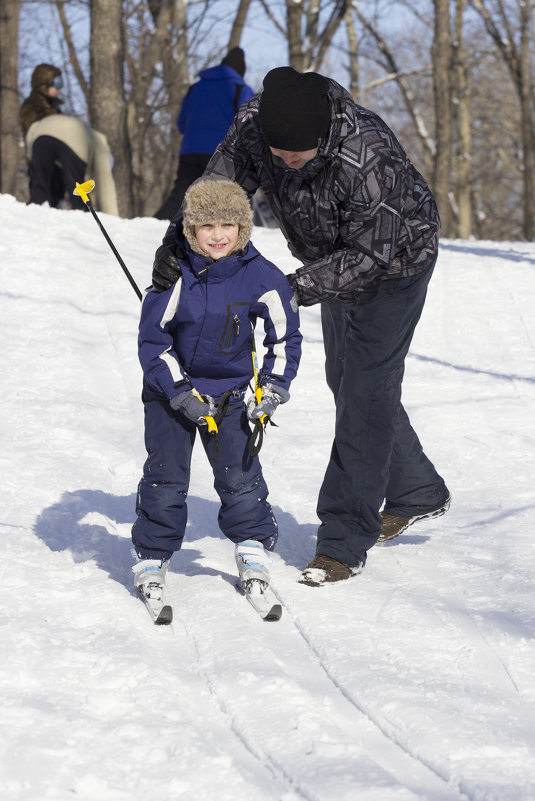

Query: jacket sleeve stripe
160;278;183;328
258;289;288;376
158;347;183;382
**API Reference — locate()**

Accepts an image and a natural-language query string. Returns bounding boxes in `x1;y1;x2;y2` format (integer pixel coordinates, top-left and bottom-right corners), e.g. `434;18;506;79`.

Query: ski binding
242;578;282;621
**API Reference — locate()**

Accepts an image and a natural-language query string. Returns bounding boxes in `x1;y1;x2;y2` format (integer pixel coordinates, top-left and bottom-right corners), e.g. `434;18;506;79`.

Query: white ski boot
235;540;272;589
132;557;169;601
234;540;281;621
132;555;172;624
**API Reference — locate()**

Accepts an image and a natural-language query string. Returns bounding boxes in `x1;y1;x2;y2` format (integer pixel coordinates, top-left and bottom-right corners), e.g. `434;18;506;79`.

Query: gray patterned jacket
197;78;440;307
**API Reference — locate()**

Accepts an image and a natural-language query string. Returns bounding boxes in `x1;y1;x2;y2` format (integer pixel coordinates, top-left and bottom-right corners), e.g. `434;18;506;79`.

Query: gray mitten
170;390;215;424
247;383;290;421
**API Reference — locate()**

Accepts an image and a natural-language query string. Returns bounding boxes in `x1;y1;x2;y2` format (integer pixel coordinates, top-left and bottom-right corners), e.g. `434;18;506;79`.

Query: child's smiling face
194;221;239;259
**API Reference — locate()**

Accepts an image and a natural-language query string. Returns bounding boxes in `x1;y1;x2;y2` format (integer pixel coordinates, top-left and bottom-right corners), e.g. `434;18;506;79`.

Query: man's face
269;147;318;170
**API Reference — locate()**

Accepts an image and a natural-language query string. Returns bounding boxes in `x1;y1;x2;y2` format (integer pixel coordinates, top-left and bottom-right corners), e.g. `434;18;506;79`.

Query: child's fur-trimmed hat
183;178;253;256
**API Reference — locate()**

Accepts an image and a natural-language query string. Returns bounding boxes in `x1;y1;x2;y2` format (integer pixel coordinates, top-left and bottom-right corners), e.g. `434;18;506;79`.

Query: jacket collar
181;239;258;281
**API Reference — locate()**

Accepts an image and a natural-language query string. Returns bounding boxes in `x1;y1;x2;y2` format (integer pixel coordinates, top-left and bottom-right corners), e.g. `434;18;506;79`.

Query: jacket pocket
219;302;250;355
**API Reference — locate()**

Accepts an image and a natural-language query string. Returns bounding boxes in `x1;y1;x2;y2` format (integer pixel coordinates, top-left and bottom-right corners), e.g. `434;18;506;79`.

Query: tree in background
90;0;133;217
432;0;453;237
4;0;535;239
0;0;20;196
452;0;472;239
471;0;534;240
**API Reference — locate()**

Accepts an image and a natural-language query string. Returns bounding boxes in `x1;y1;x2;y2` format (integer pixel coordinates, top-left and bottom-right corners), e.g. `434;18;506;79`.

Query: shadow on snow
33;488;317;591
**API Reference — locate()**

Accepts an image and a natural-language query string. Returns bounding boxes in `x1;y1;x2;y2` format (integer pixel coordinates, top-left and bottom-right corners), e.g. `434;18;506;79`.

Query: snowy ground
1;193;534;801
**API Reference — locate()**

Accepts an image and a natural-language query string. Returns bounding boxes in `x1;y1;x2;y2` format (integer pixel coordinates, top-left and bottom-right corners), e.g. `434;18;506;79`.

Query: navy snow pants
132;382;278;561
316;259;448;568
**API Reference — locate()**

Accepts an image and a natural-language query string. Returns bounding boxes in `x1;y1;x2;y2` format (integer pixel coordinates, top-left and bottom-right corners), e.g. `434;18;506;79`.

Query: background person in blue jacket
154;48;254;221
132;178;302;604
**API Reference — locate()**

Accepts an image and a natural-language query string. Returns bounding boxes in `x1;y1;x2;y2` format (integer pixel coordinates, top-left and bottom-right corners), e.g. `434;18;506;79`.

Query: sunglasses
50;75;64;90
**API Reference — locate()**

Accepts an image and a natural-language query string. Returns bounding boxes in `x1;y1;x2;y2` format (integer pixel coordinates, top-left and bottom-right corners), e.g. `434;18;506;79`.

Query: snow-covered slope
1;194;534;801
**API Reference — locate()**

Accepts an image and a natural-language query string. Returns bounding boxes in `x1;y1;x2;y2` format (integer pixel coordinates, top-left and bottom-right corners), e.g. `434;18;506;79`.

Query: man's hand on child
247;383;290;421
170;389;216;424
152;237;184;292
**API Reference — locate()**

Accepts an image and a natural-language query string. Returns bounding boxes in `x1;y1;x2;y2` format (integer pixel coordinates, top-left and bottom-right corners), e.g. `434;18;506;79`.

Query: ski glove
247;383;290;421
152;227;184;292
170;389;216;425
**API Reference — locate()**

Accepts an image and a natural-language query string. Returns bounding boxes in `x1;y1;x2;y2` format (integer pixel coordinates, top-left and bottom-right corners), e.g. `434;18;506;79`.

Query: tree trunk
0;0;20;197
287;0;305;71
228;0;252;49
90;0;133;217
453;0;471;238
520;0;534;239
344;7;359;101
432;0;452;236
471;0;535;240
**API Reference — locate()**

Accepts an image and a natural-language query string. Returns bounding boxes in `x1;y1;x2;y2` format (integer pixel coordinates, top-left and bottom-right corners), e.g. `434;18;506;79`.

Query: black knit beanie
221;47;246;77
258;67;331;151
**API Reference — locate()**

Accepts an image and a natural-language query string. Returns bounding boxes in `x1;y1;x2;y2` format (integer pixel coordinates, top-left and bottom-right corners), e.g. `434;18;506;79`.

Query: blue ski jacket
177;65;255;156
138;241;302;403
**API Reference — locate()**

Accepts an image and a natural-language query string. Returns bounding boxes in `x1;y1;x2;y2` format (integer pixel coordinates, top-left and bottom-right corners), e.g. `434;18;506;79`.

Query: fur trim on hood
183;178;253;256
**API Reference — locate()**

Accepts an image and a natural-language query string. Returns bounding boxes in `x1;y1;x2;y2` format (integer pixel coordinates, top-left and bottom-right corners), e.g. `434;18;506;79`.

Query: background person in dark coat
153;47;254;221
151;67;451;586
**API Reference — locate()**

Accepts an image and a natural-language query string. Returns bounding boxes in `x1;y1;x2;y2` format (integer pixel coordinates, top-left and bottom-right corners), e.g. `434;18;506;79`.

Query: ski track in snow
1;197;535;801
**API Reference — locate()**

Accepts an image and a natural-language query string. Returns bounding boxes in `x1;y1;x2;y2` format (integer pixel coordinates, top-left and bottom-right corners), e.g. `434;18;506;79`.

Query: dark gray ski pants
316;258;448;568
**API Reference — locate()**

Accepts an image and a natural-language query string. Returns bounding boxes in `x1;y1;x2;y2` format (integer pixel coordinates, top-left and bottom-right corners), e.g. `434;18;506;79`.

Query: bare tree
470;0;535;239
351;5;436;168
124;0;190;216
279;0;348;71
54;0;89;104
452;0;472;238
432;0;453;236
344;5;359;100
90;0;134;216
228;0;253;49
0;0;20;196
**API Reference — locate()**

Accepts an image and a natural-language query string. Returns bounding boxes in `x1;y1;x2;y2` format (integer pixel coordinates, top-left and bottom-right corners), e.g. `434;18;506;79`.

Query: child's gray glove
247;383;290;421
170;389;216;424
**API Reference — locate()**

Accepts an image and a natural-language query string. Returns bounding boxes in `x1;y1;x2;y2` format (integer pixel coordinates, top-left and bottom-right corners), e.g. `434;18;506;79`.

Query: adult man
152;67;450;586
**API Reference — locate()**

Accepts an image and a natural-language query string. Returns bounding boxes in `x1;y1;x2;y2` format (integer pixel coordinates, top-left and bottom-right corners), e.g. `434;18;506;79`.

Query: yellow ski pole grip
205;416;218;434
73;180;95;204
255;386;268;426
191;389;218;433
251;349;268;425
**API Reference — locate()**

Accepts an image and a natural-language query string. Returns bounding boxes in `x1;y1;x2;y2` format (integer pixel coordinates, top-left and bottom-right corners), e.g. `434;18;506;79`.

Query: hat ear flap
183;221;200;254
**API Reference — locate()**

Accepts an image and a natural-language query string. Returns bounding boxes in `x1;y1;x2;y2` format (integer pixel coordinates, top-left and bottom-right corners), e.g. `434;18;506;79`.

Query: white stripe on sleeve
160;278;183;328
257;290;288;376
158;347;182;382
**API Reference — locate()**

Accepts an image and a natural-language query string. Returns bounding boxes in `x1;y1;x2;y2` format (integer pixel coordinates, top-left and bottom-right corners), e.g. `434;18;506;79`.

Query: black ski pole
73;180;142;301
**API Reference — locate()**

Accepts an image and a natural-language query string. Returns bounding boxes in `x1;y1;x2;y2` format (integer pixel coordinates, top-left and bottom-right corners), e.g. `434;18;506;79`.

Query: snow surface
1;193;534;801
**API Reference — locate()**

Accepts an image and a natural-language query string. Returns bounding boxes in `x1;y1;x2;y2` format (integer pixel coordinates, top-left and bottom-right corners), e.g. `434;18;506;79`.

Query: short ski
241;579;282;621
139;592;173;625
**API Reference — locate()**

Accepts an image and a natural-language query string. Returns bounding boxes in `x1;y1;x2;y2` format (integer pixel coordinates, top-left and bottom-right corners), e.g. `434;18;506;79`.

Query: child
132;178;302;607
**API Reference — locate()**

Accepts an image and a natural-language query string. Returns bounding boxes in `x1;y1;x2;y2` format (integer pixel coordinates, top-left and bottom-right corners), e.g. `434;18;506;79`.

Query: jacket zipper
225;313;240;348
